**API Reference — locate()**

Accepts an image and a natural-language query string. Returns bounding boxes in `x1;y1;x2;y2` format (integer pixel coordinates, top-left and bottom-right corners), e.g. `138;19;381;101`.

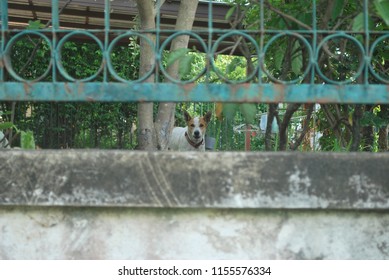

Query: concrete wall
0;150;388;259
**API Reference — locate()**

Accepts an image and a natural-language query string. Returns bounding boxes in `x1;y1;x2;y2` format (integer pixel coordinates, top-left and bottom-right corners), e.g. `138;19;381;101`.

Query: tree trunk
378;105;389;151
265;104;278;151
290;104;314;151
378;125;388;152
279;103;301;151
136;0;156;151
350;105;363;151
136;0;199;150
154;0;199;151
361;105;374;152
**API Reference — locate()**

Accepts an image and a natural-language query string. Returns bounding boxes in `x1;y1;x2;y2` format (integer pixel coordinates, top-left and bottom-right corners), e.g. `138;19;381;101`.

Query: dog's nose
194;130;200;138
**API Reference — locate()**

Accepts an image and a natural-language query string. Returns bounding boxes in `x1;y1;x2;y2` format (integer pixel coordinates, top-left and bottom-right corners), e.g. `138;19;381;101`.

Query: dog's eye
200;124;204;127
190;124;195;127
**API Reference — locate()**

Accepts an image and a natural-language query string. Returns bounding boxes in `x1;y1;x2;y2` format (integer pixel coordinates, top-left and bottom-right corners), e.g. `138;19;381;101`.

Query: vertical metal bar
311;0;317;84
259;0;264;84
206;0;213;83
51;0;59;29
311;0;318;151
0;0;8;82
52;0;59;82
0;0;8;30
155;0;161;83
363;0;370;84
104;0;110;83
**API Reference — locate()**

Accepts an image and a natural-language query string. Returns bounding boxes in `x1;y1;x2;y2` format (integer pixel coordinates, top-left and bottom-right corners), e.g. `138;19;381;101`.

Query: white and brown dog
169;110;212;151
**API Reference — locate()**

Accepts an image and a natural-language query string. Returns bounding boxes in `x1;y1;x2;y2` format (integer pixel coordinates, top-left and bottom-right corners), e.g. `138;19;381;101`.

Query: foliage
0;110;36;149
374;0;389;26
220;0;389;151
4;1;389;151
5;20;140;149
361;108;388;129
20;130;36;150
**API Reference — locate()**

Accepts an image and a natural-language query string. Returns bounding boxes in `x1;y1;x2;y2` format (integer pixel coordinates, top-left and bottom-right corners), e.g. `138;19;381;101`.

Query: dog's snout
194;130;200;138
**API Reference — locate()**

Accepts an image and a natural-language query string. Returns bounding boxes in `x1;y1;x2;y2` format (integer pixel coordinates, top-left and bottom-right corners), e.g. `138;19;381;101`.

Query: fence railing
1;0;388;104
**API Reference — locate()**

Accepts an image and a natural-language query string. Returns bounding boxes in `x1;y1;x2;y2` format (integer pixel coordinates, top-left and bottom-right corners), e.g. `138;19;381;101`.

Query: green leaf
166;48;190;68
274;51;284;72
240;103;257;124
381;51;389;60
226;57;242;74
223;103;239;121
0;122;14;130
0;110;12;116
352;13;374;31
361;111;388;128
27;20;43;30
21;130;36;150
291;41;302;75
296;12;312;29
226;6;236;20
179;54;194;78
331;0;345;21
352;13;364;31
374;0;389;25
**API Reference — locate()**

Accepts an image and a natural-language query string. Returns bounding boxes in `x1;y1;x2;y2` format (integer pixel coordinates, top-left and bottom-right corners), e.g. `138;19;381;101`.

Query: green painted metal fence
0;0;388;104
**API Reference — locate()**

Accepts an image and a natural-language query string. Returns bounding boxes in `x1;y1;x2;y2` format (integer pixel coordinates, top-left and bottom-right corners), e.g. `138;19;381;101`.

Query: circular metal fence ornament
369;34;389;84
4;31;53;82
210;31;260;84
315;33;365;85
107;32;156;83
261;32;313;84
56;31;104;82
158;31;208;84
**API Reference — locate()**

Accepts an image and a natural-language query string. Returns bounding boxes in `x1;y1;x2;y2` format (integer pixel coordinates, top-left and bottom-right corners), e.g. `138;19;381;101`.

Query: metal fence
0;0;388;149
1;0;389;101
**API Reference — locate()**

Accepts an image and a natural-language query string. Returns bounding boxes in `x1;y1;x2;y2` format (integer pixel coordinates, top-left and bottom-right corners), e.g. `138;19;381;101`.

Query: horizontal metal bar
5;28;389;35
0;83;388;104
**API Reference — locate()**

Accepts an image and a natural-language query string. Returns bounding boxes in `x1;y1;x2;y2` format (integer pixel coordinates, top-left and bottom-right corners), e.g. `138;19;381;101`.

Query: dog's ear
183;110;192;122
203;111;212;123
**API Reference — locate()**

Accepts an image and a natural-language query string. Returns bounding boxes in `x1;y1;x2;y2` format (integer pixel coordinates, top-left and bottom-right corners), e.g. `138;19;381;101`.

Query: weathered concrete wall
0;151;388;259
1;207;389;260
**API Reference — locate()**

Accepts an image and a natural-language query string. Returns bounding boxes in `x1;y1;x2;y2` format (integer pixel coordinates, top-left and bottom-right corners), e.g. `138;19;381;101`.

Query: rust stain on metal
182;83;196;92
23;82;32;95
256;84;264;102
273;83;286;103
245;84;268;103
181;83;197;100
78;82;85;96
230;84;239;99
64;83;71;94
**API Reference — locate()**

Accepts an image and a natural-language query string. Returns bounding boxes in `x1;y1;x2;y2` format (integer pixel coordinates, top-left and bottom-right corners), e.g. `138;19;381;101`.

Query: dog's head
184;110;212;142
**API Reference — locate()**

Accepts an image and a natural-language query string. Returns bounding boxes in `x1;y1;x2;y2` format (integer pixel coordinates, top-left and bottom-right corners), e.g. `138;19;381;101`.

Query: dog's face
184;110;212;142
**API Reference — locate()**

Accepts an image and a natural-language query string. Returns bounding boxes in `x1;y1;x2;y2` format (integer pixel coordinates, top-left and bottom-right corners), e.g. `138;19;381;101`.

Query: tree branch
289;104;314;150
19;0;73;75
262;0;312;30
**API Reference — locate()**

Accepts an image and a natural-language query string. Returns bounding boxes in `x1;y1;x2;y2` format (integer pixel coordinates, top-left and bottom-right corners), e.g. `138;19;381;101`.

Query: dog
169;110;212;151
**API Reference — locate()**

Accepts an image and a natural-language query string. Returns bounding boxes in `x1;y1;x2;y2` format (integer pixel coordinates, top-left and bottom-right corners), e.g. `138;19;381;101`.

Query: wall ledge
1;150;388;209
